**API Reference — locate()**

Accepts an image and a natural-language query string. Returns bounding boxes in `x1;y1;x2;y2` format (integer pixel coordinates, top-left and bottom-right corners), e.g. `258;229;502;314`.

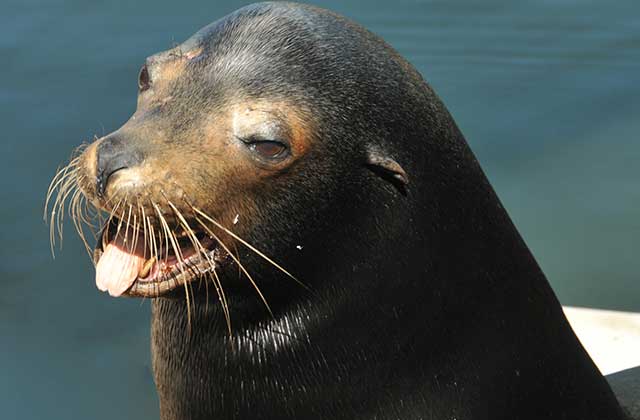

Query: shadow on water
1;0;638;418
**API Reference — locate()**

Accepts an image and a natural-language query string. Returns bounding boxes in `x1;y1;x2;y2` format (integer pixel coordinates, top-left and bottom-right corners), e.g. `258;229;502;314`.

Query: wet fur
49;2;628;420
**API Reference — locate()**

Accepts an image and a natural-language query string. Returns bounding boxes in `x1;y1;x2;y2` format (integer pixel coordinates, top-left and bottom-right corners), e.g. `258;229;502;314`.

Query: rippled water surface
2;0;639;418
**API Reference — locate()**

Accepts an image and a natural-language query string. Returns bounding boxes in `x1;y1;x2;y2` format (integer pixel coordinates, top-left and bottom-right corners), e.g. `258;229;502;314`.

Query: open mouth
93;218;229;298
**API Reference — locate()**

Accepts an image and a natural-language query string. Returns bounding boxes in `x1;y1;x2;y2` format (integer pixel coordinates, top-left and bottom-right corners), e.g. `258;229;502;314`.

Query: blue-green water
2;0;639;418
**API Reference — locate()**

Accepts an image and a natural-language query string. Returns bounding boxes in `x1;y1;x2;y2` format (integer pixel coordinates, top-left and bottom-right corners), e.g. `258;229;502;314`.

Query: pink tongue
95;235;146;297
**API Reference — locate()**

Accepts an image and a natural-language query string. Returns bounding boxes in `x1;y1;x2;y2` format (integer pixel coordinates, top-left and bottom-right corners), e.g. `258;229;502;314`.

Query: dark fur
91;3;629;419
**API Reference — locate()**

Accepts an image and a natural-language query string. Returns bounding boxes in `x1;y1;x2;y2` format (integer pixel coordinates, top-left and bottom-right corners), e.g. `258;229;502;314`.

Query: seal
47;2;633;419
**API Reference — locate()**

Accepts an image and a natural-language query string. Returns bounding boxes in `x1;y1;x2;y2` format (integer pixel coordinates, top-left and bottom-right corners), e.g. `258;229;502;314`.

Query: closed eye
249;141;286;158
241;137;289;160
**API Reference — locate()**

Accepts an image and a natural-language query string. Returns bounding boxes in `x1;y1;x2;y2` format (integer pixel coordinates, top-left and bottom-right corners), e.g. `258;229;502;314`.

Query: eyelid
238;136;290;160
239;134;289;147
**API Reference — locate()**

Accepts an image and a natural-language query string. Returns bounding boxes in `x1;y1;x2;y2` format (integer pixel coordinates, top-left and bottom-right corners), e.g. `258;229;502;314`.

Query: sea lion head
47;2;461;313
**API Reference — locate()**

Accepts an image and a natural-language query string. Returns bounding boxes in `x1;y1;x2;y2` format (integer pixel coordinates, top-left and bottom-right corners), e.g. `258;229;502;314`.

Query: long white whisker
191;206;308;291
193;214;273;317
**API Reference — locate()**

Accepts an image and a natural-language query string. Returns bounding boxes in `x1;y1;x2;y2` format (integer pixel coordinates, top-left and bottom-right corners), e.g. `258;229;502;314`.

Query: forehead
175;5;323;80
231;103;290;137
137;4;351;147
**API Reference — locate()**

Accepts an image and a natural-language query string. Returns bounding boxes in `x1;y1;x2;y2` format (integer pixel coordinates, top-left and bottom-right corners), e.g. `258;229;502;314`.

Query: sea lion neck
147;144;524;419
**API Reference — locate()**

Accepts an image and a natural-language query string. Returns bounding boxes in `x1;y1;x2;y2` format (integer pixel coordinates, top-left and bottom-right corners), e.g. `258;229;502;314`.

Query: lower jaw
126;265;212;297
129;253;225;297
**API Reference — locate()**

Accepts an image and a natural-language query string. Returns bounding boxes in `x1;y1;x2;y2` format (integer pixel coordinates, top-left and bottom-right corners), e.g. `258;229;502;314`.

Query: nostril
96;165;129;198
95;135;143;198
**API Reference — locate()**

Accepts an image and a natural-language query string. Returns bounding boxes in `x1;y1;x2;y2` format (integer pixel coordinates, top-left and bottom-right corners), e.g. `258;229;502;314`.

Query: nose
95;134;143;198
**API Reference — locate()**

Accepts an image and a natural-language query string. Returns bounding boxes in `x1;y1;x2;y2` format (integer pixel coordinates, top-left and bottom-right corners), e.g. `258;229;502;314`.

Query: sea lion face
48;3;412;300
75;50;322;297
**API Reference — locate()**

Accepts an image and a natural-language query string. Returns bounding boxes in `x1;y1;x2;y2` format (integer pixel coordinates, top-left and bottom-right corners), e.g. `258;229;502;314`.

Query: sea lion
47;2;633;419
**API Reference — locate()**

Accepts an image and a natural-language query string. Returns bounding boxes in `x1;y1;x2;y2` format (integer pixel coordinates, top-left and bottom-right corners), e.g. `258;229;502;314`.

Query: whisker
146;214;160;297
102;197;124;250
45;149;88;256
103;197;124;240
124;204;133;252
168;201;232;336
131;207;141;258
190;205;308;291
114;199;127;241
139;203;149;260
192;214;273;317
151;201;170;266
70;185;93;258
45;157;80;221
210;268;233;339
154;203;192;330
46;163;77;256
76;187;95;234
51;169;79;250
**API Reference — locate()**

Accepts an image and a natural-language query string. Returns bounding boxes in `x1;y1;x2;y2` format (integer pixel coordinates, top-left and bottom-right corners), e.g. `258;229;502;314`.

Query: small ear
365;145;409;194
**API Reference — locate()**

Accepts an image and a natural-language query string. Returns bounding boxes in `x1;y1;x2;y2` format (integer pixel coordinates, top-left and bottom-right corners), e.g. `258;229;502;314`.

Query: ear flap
365;145;409;194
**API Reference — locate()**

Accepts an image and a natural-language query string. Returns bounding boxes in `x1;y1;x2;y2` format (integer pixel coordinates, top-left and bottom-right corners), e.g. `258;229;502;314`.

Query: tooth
139;257;157;278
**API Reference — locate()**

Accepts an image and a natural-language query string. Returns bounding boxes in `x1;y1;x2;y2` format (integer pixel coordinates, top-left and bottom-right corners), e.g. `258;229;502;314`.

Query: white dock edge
563;306;640;375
